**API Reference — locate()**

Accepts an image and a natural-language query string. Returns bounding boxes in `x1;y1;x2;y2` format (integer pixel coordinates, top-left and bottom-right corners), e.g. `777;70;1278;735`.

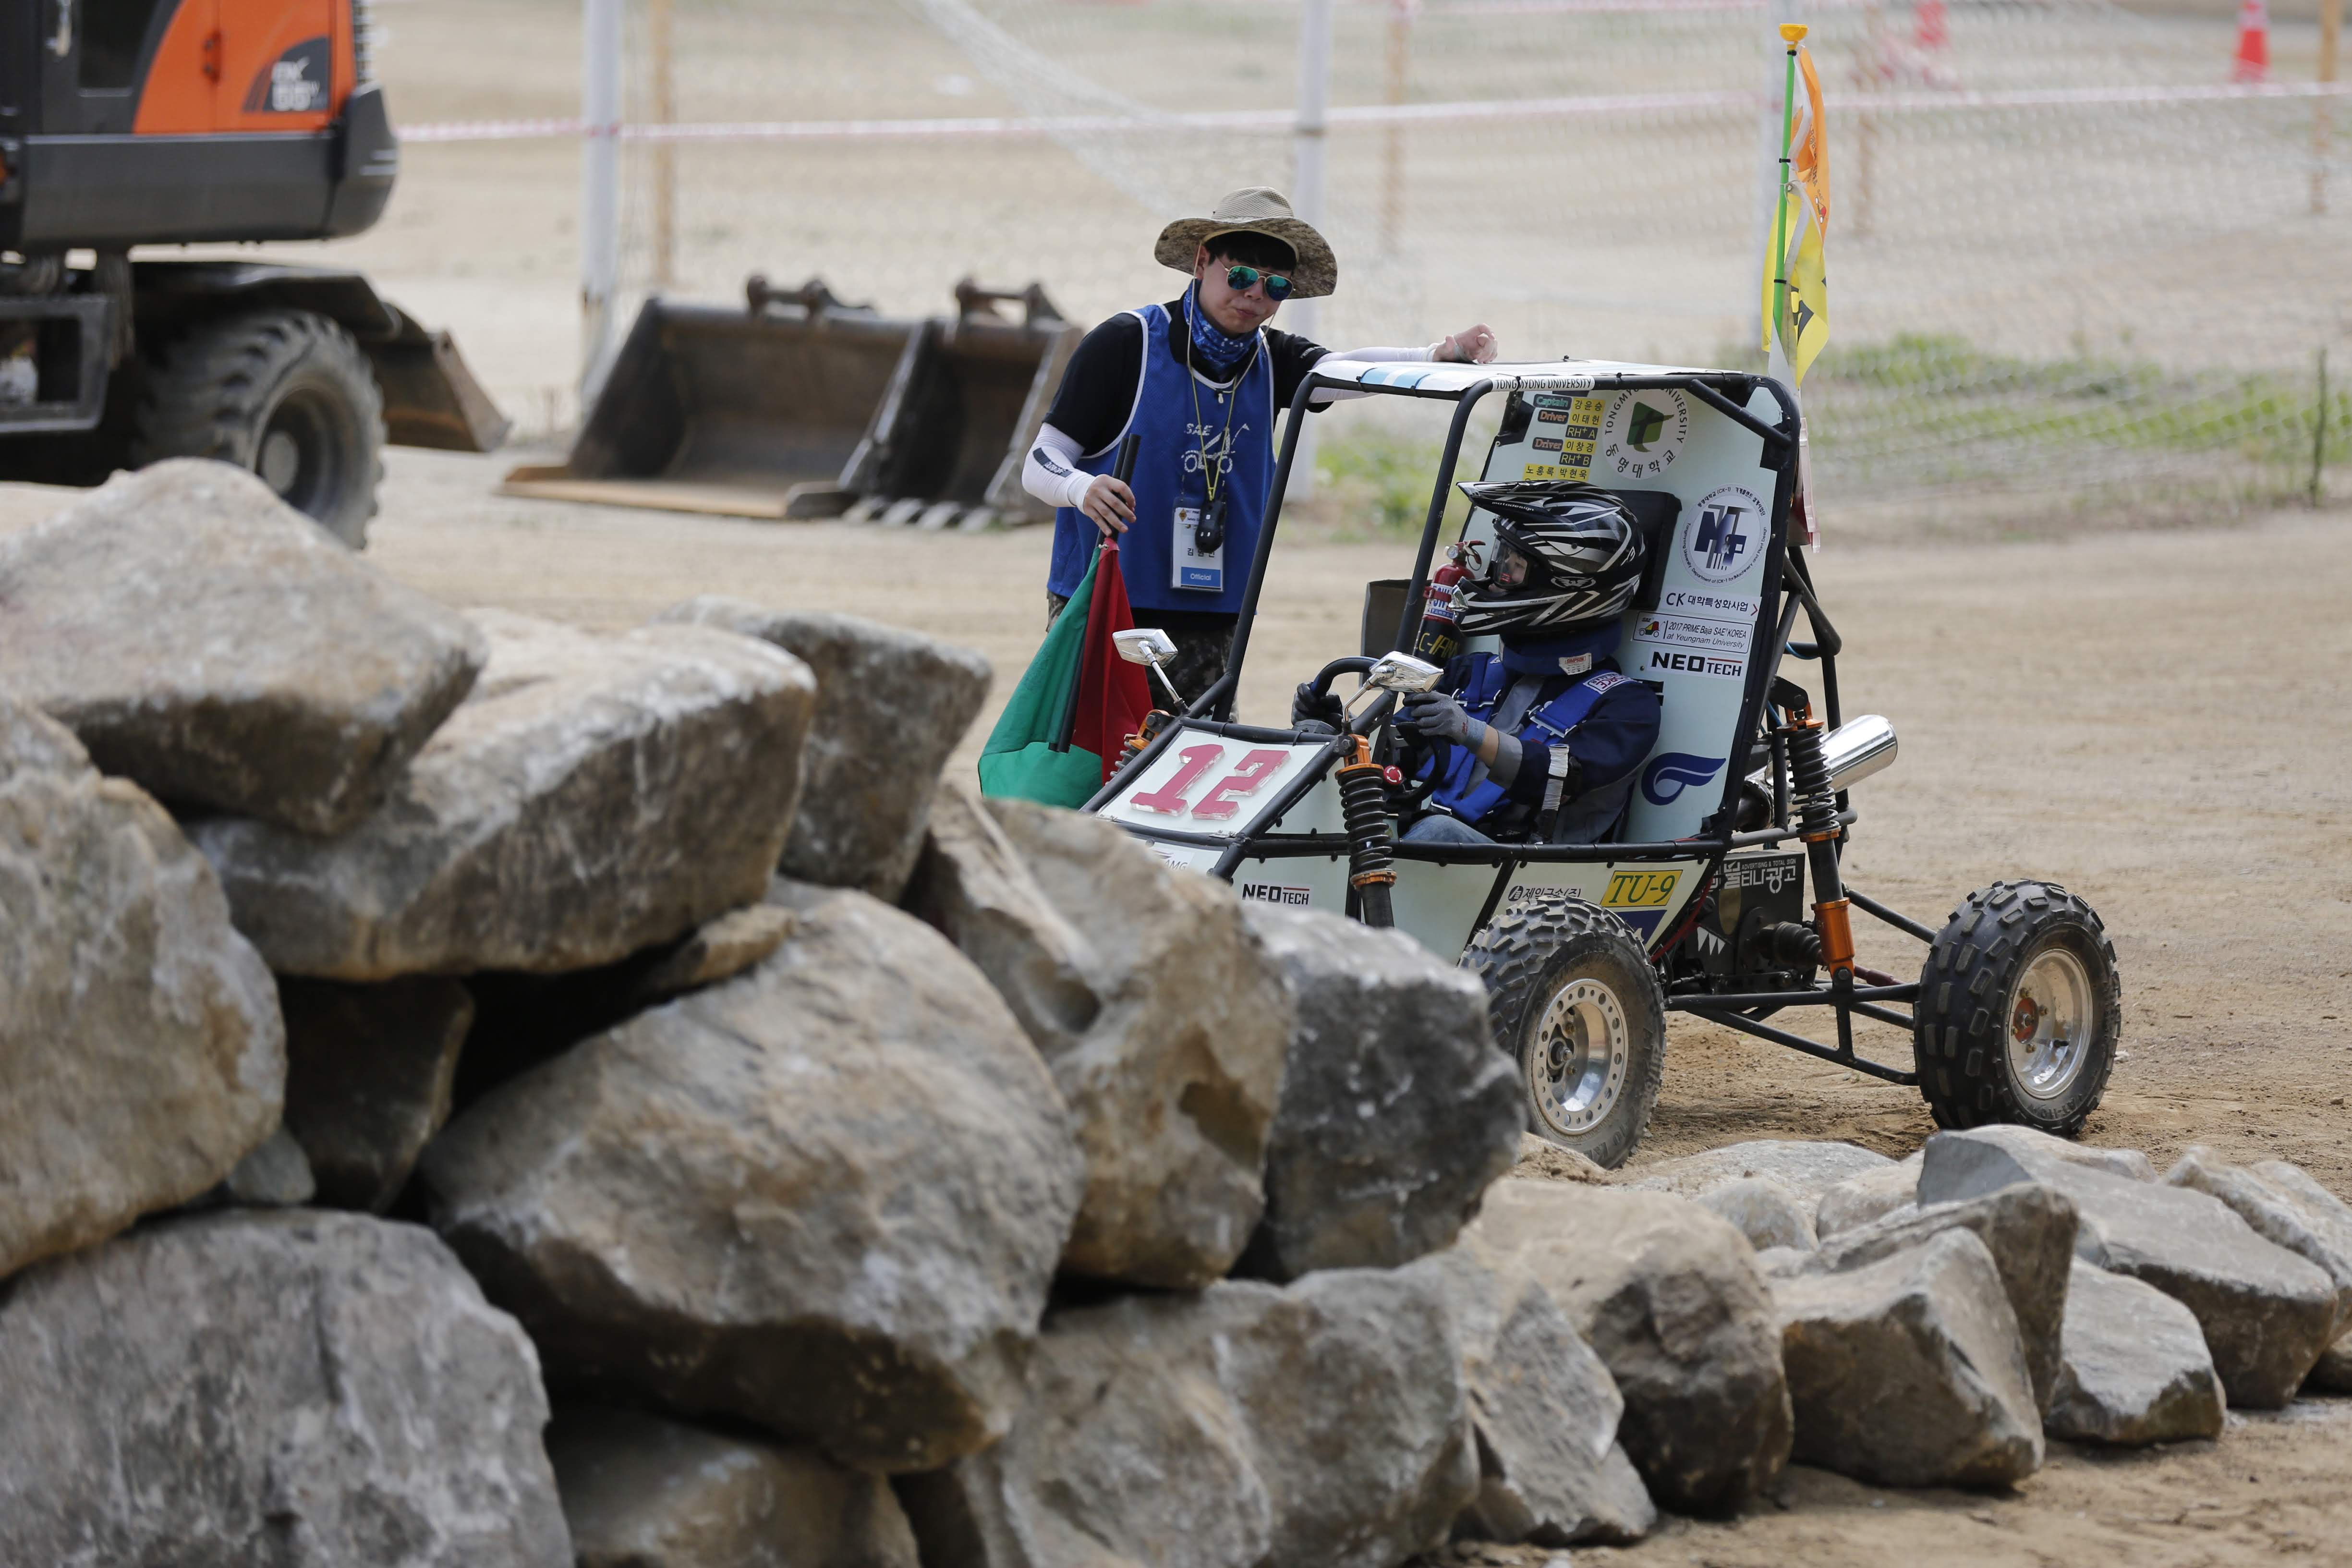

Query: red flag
1070;540;1154;783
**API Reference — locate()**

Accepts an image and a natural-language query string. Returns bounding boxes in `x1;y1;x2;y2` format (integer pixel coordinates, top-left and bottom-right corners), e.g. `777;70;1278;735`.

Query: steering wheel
1300;657;1442;814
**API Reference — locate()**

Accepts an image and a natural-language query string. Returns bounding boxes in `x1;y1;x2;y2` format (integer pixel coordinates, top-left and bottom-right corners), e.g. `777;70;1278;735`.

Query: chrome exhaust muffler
1748;714;1898;795
1822;714;1898;792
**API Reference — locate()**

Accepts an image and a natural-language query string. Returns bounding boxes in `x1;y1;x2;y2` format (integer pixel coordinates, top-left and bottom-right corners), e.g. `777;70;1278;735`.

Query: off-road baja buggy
1082;357;2122;1168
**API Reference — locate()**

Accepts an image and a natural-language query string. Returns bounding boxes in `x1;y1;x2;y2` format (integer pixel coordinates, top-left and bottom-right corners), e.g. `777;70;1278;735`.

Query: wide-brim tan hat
1154;187;1337;300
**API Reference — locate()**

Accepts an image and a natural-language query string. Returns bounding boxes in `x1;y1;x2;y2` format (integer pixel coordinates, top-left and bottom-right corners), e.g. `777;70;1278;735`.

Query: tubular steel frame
1085;363;1934;1085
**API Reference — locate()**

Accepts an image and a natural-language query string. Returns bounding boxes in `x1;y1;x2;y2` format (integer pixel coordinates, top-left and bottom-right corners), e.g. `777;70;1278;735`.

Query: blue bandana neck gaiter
1499;623;1625;676
1182;281;1256;378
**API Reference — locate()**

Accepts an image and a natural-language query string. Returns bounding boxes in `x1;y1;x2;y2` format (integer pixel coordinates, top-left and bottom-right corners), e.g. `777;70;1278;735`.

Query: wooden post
652;0;676;290
1382;0;1412;255
2317;0;2342;216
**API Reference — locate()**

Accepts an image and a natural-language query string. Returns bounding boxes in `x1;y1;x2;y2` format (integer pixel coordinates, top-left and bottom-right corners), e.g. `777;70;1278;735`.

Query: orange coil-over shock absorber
1336;733;1400;928
1780;692;1855;976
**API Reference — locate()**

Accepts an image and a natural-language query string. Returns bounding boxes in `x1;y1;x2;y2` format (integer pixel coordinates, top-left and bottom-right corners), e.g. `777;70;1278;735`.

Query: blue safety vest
1047;303;1275;616
1424;661;1633;827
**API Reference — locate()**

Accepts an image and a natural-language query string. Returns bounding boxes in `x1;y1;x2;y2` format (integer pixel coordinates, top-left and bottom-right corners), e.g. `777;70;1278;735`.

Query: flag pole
1765;23;1806;357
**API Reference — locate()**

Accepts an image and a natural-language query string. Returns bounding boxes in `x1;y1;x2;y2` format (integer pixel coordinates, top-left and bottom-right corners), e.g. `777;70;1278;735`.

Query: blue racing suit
1408;631;1662;844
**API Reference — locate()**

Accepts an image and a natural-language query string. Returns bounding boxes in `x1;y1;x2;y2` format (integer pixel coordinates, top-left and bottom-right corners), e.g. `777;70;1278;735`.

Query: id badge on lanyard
1174;494;1225;593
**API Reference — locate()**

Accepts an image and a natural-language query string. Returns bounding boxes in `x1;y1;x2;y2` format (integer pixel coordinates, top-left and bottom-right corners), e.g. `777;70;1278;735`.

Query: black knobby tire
1465;891;1667;1169
1913;879;2121;1135
130;309;385;547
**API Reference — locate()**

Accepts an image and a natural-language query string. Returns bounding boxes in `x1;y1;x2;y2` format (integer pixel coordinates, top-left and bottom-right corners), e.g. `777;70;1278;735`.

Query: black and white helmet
1453;481;1646;638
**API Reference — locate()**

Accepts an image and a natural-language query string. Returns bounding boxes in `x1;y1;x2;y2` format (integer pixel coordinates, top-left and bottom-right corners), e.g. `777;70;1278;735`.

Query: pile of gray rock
2;462;2348;1567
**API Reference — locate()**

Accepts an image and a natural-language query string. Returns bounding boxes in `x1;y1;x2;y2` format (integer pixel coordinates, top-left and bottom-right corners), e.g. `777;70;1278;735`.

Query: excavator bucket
500;278;1077;527
501;278;918;520
839;280;1079;530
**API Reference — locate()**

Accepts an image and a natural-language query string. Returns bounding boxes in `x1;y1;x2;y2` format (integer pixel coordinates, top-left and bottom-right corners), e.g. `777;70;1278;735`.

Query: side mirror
1363;650;1443;694
1115;628;1178;667
1114;627;1186;709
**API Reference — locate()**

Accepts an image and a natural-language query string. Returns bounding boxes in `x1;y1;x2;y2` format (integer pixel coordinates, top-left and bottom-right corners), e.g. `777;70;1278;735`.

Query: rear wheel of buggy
1912;879;2121;1135
1466;892;1666;1170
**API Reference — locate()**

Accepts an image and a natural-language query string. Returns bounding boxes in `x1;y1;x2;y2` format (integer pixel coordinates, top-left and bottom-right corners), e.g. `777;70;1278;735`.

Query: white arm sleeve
1022;423;1095;511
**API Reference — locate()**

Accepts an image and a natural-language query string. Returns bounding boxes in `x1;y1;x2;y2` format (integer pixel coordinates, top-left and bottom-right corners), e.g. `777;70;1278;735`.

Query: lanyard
1184;324;1257;506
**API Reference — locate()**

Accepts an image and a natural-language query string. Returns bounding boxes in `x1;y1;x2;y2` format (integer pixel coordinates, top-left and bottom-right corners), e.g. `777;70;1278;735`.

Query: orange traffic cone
1914;0;1948;51
2232;0;2269;83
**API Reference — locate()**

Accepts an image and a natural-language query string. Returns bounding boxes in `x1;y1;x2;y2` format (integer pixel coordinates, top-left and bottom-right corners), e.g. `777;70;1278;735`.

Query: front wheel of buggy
1466;892;1666;1170
1912;880;2121;1135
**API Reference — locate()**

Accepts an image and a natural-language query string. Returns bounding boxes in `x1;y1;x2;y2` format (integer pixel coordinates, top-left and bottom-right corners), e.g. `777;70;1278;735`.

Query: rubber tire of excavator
1911;879;2121;1136
1465;890;1667;1170
130;309;385;548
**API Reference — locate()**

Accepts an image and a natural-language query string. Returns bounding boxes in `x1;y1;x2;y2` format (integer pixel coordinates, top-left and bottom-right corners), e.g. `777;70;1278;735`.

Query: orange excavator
0;0;504;544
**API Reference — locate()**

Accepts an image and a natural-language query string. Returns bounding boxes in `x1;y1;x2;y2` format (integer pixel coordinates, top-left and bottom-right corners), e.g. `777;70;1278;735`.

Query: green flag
978;551;1110;807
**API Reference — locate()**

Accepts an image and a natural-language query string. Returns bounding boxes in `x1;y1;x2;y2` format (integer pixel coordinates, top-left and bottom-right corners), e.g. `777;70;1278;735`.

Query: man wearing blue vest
1021;186;1498;704
1391;483;1661;845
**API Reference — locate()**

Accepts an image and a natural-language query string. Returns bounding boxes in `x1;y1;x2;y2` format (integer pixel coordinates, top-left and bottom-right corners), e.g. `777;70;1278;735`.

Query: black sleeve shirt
1043;301;1332;457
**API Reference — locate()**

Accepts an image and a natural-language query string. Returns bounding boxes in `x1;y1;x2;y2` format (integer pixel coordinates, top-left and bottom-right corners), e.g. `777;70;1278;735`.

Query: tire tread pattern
1464;892;1668;1169
129;309;384;547
1912;879;2121;1135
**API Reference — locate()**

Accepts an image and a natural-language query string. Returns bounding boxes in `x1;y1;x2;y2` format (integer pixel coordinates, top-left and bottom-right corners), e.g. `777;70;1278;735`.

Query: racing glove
1292;681;1346;732
1399;690;1483;749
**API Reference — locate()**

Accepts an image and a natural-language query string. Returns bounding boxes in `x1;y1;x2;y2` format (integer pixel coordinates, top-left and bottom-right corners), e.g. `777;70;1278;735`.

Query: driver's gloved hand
1292;681;1345;732
1399;689;1480;747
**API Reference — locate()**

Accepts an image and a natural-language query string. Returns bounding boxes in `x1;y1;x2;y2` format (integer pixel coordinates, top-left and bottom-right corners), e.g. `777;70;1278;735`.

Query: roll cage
1086;359;1935;1085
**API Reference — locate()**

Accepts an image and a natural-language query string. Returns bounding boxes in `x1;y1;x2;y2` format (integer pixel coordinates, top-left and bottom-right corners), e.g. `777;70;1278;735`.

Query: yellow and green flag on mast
1761;24;1830;385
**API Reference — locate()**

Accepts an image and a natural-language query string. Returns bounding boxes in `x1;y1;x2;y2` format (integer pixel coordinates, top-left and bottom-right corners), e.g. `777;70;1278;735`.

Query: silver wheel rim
1527;976;1629;1137
2007;945;2095;1101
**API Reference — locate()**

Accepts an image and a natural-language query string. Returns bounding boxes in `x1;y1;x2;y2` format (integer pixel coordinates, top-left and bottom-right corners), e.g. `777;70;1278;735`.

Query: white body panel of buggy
1092;358;1795;963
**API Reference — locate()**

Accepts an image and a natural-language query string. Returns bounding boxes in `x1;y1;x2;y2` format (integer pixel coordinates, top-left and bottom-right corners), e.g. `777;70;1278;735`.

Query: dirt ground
6;449;2346;1561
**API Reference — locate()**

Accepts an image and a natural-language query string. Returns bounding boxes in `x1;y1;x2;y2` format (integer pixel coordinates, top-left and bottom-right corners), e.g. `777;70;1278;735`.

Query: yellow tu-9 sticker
1604;870;1681;908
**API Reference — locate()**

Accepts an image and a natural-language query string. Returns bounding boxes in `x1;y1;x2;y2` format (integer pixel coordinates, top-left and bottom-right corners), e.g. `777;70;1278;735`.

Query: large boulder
908;789;1290;1288
2164;1148;2352;1330
1465;1179;1791;1517
421;887;1082;1473
192;610;816;979
2308;1339;2352;1394
1772;1228;2043;1488
1814;1152;1921;1240
655;596;989;899
548;1405;918;1568
2046;1260;2226;1446
0;460;486;834
0;697;284;1280
0;1210;570;1566
280;975;474;1212
1238;904;1520;1282
1806;1181;2078;1413
1401;1243;1654;1547
1921;1128;2337;1408
896;1268;1477;1568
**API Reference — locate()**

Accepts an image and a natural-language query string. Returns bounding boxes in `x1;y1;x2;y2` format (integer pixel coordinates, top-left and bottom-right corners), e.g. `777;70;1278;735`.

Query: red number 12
1189;749;1287;820
1128;744;1224;815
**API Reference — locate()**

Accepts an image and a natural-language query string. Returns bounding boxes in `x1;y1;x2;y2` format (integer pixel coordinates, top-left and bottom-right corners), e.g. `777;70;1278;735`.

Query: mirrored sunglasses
1224;264;1294;302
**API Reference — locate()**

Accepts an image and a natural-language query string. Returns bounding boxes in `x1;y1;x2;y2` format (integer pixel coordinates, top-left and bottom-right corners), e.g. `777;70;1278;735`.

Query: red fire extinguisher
1412;540;1481;667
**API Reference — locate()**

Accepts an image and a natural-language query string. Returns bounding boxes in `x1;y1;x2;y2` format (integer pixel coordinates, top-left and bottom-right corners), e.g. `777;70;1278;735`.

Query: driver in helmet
1394;483;1661;844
